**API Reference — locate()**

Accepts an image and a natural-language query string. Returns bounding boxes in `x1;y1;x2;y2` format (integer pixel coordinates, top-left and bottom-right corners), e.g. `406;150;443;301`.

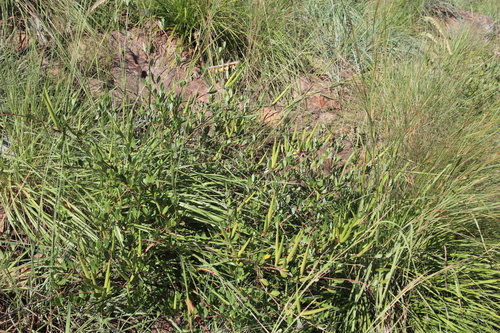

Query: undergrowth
1;0;499;332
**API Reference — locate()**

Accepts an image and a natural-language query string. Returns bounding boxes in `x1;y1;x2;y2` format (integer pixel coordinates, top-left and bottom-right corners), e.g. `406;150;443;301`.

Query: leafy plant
1;0;500;332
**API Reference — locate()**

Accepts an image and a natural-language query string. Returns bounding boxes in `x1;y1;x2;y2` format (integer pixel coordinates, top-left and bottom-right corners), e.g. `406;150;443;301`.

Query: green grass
1;0;499;332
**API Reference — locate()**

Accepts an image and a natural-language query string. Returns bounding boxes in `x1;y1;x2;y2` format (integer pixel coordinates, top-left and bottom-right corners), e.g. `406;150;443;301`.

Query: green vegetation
1;0;499;331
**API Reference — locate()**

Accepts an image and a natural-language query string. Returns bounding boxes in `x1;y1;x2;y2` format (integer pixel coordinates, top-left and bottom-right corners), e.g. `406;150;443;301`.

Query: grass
1;0;500;332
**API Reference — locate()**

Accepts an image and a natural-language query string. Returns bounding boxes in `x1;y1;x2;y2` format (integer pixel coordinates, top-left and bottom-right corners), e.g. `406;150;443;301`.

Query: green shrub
1;0;499;332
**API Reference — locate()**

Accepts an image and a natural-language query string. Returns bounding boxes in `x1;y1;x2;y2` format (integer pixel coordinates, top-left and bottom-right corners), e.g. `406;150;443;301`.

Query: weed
1;0;499;332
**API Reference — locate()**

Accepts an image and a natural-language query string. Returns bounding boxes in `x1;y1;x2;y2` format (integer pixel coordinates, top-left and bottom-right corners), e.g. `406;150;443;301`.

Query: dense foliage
1;0;499;332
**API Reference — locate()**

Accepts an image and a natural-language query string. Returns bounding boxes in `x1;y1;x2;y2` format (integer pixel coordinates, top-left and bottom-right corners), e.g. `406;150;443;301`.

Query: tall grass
1;0;499;332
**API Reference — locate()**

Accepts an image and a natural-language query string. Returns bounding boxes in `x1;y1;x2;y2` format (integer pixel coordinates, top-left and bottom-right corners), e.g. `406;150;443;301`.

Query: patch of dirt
82;27;215;104
73;26;353;122
259;76;346;126
423;6;500;61
453;9;497;34
428;4;499;39
73;26;359;165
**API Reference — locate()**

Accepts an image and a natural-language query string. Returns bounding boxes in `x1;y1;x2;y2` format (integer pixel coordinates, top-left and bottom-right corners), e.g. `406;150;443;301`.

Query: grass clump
1;0;500;332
